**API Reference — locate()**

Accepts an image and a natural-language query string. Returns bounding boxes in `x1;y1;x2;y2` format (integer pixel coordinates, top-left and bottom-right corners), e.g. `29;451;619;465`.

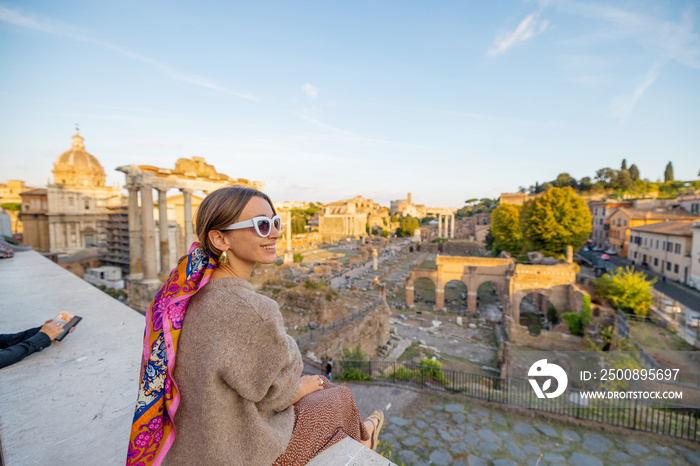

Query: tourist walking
127;187;383;466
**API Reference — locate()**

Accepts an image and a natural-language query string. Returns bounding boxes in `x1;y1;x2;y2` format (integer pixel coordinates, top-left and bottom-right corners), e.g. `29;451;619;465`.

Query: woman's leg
360;418;377;449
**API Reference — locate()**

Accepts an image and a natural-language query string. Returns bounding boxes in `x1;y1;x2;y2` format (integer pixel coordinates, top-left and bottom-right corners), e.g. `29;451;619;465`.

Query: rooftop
631;221;694;236
611;207;697;221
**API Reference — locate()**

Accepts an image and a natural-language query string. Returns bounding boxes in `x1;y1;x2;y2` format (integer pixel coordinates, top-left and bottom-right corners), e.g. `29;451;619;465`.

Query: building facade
20;130;124;255
607;208;698;257
319;196;376;242
390;192;427;218
628;222;693;283
588;200;633;249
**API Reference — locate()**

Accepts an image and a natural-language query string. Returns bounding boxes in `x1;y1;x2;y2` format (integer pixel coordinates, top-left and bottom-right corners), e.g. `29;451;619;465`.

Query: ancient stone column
468;291;478;314
158;188;170;275
436;287;445;310
140;185;158;281
284;210;293;264
406;285;414;307
438;214;442;237
451;214;455;239
181;188;194;251
372;248;378;271
127;185;143;278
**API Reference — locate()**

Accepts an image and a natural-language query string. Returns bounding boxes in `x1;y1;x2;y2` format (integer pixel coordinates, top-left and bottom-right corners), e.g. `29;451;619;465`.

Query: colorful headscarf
127;243;217;466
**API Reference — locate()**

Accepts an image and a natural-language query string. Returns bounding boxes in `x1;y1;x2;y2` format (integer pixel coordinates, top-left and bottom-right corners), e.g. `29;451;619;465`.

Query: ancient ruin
117;157;264;311
405;249;589;349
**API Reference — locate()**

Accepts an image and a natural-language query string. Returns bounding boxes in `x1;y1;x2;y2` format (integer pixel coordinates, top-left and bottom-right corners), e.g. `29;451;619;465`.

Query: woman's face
224;196;280;266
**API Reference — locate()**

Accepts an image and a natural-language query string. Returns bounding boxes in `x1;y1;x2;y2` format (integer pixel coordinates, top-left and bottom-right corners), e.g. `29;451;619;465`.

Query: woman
127;187;383;466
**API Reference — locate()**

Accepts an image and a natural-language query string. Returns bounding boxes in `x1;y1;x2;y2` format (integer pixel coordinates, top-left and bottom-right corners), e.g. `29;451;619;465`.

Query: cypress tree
629;164;640;181
664;162;674;182
621;159;627;170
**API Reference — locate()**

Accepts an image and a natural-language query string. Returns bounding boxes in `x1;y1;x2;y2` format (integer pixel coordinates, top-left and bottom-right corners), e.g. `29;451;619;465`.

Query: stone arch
476;280;504;322
444;279;468;314
412;277;436;306
516;290;551;336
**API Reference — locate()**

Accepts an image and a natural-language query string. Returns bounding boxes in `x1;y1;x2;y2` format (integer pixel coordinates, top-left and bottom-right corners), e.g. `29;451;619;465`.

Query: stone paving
377;401;700;466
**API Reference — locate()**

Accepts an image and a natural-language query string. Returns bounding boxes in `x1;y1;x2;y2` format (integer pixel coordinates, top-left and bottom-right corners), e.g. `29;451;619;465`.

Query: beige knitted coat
162;277;303;466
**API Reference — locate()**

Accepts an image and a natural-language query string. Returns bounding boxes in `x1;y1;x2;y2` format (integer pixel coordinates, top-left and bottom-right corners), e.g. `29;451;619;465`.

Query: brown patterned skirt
272;377;370;466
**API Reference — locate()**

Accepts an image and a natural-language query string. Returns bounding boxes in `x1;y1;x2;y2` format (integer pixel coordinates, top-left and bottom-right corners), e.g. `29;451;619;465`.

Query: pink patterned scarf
126;243;217;465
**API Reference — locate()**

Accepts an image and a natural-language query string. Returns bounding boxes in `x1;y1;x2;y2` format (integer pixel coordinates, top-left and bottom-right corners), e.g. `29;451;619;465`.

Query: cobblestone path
344;383;700;466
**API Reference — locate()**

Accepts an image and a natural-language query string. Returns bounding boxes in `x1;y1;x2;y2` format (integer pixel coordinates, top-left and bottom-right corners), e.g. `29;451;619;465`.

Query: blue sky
1;0;698;208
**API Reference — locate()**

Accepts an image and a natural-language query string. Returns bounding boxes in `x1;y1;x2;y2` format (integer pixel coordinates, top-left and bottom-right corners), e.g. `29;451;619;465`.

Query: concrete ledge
306;437;396;466
0;251;144;465
0;252;397;466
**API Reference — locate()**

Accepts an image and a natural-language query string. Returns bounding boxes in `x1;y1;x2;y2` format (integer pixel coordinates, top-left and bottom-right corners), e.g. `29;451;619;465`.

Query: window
674;264;679;274
666;262;672;271
656;239;659;249
624;220;628;226
84;234;94;248
634;252;638;258
654;258;658;266
644;238;647;247
667;242;673;253
675;243;680;254
692;203;699;214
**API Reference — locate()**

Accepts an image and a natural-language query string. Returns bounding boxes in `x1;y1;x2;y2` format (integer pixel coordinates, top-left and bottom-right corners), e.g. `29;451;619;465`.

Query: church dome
53;130;106;187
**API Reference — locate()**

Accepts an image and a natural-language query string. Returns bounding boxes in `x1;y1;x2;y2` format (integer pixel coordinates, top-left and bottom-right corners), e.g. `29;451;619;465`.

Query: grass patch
418;260;437;270
398;342;423;362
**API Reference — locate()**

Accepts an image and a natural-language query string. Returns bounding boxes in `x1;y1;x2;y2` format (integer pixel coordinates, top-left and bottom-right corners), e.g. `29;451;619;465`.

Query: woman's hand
292;375;325;404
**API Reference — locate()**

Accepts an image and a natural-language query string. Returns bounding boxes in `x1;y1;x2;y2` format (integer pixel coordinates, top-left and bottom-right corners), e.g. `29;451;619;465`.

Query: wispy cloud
608;60;665;120
302;83;319;98
487;13;550;56
547;0;700;69
0;4;256;100
542;0;700;118
294;112;438;151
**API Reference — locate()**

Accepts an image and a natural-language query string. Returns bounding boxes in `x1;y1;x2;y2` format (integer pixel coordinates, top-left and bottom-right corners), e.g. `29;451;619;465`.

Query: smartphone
54;314;82;341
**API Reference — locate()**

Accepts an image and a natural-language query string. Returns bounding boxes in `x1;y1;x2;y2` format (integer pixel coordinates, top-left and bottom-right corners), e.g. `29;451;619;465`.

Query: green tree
0;202;21;212
621;159;627;170
664;161;674;182
520;187;592;256
593;266;656;317
490;204;523;256
629;164;640;181
291;215;307;234
561;295;592;336
554;173;577;188
397;216;419;237
613;169;634;191
540;182;554;192
578;177;593;191
484;230;495;253
595;168;617;188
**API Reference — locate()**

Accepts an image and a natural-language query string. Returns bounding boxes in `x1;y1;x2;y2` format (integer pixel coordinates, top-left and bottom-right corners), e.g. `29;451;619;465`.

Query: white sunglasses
222;215;282;237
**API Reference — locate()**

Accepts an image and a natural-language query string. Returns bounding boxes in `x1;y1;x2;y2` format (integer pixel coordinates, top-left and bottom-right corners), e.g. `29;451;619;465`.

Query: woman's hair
194;186;276;259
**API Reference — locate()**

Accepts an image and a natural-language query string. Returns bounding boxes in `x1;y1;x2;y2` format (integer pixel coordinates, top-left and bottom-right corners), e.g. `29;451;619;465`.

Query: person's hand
292;375;325;404
300;375;325;396
39;319;65;341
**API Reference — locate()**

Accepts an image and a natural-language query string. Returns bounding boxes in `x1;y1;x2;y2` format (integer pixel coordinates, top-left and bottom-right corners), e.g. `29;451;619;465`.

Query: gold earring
220;250;228;265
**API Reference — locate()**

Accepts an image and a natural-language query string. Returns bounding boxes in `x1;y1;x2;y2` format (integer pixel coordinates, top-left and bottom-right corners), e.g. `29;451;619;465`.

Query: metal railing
616;310;663;369
336;359;700;442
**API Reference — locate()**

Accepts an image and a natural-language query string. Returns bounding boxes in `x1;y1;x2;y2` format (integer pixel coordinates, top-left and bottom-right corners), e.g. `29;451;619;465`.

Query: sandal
364;410;384;450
